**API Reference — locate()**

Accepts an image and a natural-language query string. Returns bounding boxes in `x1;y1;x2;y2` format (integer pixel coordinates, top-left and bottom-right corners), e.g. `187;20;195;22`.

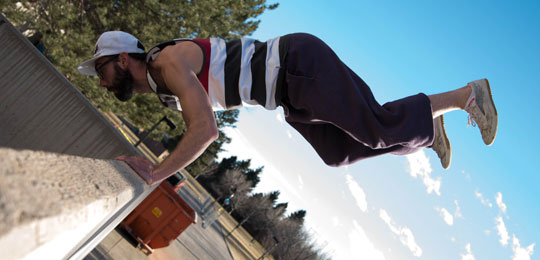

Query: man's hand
115;155;156;185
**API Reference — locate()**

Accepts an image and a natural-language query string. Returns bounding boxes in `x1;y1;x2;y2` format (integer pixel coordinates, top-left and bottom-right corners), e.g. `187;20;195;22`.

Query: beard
111;63;134;102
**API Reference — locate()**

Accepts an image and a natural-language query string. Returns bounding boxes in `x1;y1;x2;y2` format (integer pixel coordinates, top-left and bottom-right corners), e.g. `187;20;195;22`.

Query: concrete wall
0;14;155;259
0;148;151;260
0;15;136;159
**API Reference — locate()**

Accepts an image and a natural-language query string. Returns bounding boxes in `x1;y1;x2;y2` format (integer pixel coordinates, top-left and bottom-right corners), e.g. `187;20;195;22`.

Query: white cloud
436;207;454;226
332;216;340;227
461;170;472;182
454;200;463;218
451;237;456;243
379;209;423;257
461;243;475;260
286;129;293;139
345;174;368;212
511;235;535;260
434;200;461;226
495;216;510;246
475;190;493;207
273;111;292;138
406;150;441;196
298;175;304;190
275;111;284;123
344;220;386;260
496;192;507;214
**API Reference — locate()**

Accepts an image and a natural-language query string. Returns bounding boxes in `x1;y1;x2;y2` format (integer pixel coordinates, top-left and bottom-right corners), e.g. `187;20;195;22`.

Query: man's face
95;55;134;102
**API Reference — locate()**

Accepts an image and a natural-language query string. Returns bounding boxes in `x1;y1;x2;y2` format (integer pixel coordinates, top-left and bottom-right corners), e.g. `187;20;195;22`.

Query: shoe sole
481;78;498;145
439;115;451;169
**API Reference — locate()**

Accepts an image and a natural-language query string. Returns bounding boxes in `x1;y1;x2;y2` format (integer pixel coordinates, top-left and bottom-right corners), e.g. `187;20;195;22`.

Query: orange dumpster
120;172;197;255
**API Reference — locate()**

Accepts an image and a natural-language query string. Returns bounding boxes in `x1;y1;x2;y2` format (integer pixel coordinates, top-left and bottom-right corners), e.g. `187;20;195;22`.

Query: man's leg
285;117;421;167
427;86;471;169
422;77;497;146
281;33;434;166
427;78;498;168
281;33;497;168
427;78;498;145
428;85;471;119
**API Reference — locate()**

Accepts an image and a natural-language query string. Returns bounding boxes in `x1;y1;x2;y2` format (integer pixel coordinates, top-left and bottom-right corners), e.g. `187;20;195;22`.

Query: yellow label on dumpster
152;207;162;218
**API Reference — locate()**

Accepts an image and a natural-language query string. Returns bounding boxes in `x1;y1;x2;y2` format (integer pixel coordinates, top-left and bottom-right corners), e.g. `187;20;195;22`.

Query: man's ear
118;52;129;69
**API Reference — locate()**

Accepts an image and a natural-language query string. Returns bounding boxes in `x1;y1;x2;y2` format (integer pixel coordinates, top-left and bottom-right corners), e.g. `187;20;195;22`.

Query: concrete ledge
0;148;150;260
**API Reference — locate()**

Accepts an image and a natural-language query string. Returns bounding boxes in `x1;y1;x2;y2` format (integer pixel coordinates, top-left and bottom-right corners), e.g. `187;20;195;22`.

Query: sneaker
432;115;451;169
465;79;498;146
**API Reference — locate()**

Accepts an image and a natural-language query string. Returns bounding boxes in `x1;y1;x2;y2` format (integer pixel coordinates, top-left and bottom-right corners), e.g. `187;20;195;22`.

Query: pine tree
287;209;306;224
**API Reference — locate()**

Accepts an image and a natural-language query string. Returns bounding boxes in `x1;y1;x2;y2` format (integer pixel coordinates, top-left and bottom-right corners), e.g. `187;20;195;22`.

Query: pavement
84;220;234;260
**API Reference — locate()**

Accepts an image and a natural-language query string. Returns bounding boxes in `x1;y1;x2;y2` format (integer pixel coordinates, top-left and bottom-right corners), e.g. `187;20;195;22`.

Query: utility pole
135;115;176;147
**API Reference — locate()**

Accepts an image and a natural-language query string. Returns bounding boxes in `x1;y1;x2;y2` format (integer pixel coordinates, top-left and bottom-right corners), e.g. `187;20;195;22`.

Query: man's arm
119;43;218;185
151;44;219;183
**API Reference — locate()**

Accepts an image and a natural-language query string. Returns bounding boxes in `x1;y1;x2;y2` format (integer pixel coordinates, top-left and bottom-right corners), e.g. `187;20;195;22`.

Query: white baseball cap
78;31;145;76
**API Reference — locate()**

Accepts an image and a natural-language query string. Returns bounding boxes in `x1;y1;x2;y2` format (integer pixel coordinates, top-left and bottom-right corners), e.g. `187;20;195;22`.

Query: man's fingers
115;155;128;161
114;155;155;185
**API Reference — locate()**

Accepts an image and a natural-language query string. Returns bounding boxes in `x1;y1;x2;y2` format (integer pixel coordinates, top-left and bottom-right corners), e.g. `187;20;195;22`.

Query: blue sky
218;1;539;259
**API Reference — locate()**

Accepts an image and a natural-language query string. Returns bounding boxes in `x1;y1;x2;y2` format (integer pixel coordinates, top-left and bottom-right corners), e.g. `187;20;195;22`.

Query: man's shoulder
152;41;203;72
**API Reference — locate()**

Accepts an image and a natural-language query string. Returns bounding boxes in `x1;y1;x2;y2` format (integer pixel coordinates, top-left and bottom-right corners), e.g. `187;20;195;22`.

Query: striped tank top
145;35;289;111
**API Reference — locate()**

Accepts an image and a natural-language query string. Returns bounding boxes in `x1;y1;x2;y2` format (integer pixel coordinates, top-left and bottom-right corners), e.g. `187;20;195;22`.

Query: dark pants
280;33;434;167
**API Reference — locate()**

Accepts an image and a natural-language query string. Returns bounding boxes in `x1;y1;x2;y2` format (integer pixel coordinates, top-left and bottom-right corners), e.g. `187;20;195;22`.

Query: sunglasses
95;55;118;80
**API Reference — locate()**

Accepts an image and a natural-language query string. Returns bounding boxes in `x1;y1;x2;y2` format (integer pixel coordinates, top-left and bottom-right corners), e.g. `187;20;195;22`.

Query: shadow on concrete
115;227;139;248
84;245;115;260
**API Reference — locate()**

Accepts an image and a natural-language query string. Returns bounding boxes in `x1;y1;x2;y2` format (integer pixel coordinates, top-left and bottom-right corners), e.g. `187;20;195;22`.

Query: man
78;31;498;185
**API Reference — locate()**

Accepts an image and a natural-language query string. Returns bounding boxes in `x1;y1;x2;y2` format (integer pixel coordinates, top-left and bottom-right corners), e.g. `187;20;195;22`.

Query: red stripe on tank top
193;38;210;93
